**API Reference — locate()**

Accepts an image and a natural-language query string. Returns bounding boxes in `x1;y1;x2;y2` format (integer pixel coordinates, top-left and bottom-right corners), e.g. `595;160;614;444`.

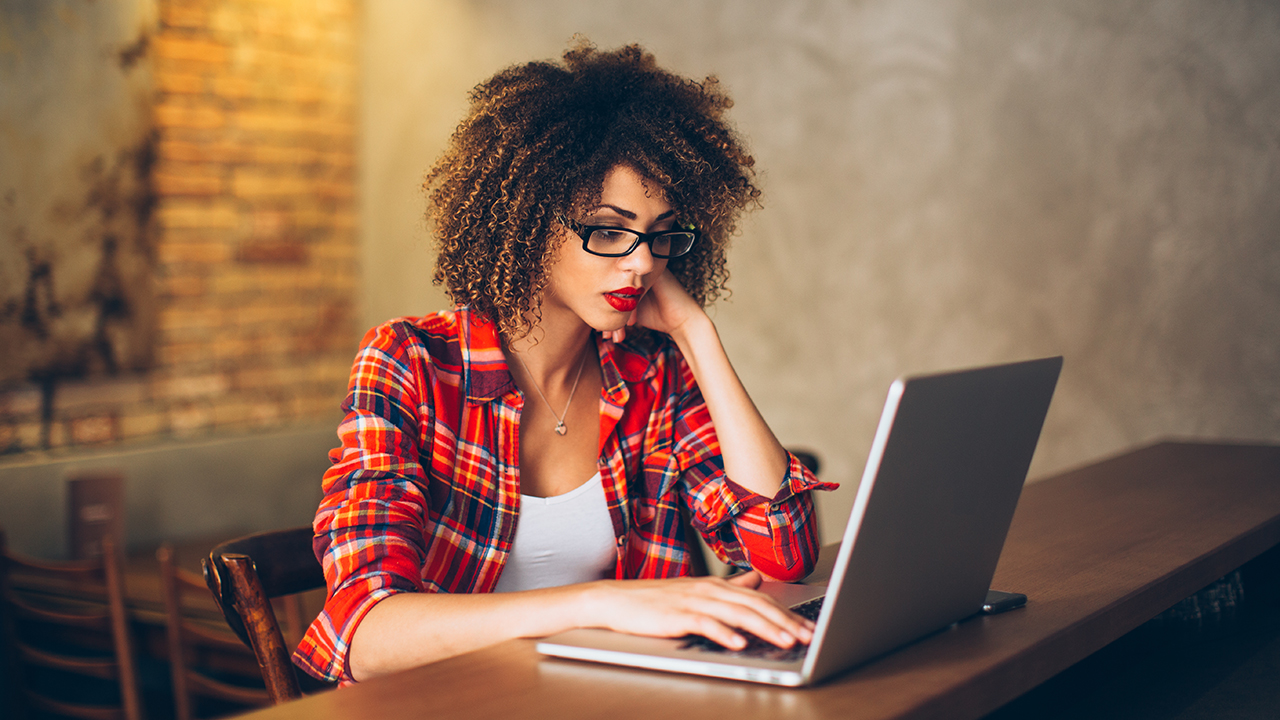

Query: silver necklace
514;346;589;436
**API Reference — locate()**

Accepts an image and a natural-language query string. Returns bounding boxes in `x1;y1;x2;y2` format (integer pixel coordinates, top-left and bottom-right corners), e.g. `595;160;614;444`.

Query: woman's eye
593;229;630;243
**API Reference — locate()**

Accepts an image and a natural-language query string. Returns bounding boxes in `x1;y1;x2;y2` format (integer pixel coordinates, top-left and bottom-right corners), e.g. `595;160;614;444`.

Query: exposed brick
155;341;212;367
157;240;231;264
156;373;231;400
233;303;311;327
119;409;166;440
155;227;237;248
0;386;42;416
156;200;238;229
310;241;358;261
207;269;256;296
158;307;223;333
232;110;311;135
249;401;283;426
211;397;254;426
206;5;246;37
154;171;224;196
211;75;255;99
169;402;213;435
56;378;147;412
231;171;311;198
153;35;231;65
14;422;43;451
47;421;69;449
158;139;245;164
159;273;208;298
234;110;354;139
290;392;344;421
160;3;209;29
243;143;323;165
157;72;207;94
210;336;258;363
236;239;309;264
155;102;226;130
322;183;358;200
69;415;119;445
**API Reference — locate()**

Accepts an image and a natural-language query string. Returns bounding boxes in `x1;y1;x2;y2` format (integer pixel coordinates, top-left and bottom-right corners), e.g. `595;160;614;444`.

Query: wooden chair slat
17;640;118;679
181;619;253;650
25;691;128;720
9;592;113;627
1;530;144;720
186;670;273;705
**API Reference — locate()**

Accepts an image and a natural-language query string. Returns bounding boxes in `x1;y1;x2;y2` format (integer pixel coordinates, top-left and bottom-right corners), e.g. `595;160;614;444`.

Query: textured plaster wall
362;0;1280;543
0;0;158;387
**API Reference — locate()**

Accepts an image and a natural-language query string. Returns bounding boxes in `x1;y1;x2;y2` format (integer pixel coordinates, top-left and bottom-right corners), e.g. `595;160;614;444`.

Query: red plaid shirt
294;308;835;683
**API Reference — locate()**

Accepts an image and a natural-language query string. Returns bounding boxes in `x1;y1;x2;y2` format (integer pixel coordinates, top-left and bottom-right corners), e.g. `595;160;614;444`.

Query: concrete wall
362;0;1280;544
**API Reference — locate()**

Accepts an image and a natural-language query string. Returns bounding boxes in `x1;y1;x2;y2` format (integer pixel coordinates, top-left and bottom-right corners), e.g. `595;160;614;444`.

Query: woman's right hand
577;570;815;650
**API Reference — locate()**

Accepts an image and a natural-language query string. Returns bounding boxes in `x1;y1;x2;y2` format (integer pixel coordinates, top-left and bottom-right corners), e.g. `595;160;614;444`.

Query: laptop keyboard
679;596;824;662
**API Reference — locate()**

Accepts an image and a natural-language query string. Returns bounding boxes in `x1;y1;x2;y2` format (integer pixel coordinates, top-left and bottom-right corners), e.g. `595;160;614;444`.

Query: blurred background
2;0;1279;554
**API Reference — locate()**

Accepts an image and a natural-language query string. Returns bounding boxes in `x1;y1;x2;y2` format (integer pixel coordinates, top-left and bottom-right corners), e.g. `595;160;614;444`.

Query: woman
295;42;836;684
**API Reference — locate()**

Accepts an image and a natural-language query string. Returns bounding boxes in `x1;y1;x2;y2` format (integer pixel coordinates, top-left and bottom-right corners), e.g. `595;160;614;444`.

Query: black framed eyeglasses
561;217;699;259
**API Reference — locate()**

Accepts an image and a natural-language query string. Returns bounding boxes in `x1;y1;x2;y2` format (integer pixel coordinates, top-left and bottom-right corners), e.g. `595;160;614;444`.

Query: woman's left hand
603;269;705;343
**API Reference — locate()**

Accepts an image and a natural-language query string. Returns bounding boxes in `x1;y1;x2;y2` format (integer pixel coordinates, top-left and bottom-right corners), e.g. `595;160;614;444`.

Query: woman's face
542;164;672;332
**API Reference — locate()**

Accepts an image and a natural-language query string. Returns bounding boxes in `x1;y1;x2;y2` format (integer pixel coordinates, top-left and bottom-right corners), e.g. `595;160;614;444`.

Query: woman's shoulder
358;309;467;361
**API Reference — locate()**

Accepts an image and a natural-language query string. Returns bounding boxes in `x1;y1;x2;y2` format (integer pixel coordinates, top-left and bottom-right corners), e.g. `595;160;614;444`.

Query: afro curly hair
425;40;761;340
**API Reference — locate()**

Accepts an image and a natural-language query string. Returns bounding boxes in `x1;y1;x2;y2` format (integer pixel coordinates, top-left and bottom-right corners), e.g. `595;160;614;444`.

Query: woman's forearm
667;313;789;499
347;585;587;680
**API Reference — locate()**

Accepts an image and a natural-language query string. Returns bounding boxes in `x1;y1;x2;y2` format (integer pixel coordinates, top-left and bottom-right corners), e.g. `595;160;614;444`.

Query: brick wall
0;0;359;454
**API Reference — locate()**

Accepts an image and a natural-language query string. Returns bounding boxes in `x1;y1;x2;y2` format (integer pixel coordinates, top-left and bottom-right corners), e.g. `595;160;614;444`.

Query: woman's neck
504;317;596;389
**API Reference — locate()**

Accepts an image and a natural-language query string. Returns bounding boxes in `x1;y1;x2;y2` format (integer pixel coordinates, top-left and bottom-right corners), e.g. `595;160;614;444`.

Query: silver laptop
536;356;1062;686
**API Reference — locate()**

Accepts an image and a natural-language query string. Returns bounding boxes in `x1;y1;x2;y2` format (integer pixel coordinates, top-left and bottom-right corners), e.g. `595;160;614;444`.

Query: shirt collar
460;308;517;403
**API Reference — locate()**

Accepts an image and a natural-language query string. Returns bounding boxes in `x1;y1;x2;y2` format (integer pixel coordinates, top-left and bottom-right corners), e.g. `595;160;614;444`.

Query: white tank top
493;472;617;593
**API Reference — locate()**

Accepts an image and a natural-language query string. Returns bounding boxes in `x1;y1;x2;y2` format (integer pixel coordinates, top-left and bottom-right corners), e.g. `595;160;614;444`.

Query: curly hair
425;40;761;340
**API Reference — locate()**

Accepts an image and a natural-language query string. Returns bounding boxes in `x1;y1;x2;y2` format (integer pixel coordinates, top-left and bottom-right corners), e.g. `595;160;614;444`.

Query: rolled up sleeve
294;326;435;684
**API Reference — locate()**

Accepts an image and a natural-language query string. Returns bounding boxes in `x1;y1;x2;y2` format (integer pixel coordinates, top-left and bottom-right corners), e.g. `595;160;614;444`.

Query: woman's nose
619;239;656;274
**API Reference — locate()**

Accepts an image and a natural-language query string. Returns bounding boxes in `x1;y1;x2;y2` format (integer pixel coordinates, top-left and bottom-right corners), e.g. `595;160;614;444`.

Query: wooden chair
202;527;333;704
0;530;144;720
66;473;126;562
157;543;270;720
682;449;822;577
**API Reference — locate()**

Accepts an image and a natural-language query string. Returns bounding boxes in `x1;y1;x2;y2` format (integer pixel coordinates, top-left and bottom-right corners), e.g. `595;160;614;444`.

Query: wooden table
233;441;1280;720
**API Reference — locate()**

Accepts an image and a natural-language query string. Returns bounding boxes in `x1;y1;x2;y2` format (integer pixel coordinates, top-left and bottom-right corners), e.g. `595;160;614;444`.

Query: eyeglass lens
586;228;695;258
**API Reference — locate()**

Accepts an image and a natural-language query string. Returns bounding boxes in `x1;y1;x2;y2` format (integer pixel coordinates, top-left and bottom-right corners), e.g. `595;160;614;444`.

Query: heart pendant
554;422;567;436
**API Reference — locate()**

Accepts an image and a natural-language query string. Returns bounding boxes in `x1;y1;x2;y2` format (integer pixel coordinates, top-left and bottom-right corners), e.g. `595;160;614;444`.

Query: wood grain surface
232;441;1280;720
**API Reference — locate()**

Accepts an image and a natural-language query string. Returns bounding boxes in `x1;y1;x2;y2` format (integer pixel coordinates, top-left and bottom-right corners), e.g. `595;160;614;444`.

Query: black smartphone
982;589;1028;614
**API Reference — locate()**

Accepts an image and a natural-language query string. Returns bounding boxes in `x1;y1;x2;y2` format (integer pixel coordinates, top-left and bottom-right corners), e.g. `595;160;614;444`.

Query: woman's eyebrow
589;204;675;222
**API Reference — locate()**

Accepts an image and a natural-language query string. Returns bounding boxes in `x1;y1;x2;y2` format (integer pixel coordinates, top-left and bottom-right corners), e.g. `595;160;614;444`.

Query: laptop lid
802;355;1061;683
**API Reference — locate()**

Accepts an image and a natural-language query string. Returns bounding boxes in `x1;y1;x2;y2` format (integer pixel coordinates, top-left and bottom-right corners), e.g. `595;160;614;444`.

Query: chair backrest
158;543;270;720
202;527;330;704
0;530;144;720
67;472;126;561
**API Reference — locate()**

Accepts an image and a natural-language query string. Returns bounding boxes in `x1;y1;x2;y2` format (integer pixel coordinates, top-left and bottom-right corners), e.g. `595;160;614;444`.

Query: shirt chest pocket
629;448;677;529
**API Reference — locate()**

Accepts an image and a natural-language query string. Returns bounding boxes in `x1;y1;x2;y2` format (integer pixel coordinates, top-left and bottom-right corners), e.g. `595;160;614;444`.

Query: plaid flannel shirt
294;307;835;683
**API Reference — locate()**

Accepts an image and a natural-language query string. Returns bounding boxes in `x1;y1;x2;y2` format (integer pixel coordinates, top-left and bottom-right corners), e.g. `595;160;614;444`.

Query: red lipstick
604;287;643;312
